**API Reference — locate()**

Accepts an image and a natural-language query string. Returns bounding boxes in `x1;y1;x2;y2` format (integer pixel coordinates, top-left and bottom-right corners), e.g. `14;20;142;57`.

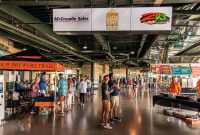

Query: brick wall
81;63;91;78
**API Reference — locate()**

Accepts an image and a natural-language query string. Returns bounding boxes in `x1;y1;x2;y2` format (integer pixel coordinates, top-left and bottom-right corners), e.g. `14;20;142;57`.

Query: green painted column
109;65;113;73
126;66;128;80
163;45;169;63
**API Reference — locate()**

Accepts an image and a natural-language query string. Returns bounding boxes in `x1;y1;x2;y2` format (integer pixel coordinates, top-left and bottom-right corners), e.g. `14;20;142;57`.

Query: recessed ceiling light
83;44;87;49
113;46;117;50
22;48;27;50
130;51;134;54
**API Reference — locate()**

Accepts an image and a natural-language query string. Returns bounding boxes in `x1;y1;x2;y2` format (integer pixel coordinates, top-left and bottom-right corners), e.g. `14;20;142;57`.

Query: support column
163;45;169;63
126;66;128;80
91;62;94;94
109;65;113;73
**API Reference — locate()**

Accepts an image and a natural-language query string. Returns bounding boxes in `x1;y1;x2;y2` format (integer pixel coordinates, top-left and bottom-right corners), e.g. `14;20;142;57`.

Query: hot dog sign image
140;12;170;25
106;9;119;30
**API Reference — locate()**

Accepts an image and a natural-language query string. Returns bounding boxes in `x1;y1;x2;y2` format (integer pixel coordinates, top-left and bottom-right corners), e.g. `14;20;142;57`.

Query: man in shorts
101;75;113;130
108;73;121;123
57;73;67;115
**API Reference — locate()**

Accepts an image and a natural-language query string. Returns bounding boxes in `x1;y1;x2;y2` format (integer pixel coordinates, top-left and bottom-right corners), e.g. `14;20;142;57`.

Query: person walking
101;75;113;130
57;73;67;116
86;77;92;97
66;77;73;110
133;79;138;99
79;76;87;107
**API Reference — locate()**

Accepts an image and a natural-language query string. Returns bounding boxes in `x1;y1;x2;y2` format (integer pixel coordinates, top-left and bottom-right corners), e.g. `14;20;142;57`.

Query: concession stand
0;49;65;119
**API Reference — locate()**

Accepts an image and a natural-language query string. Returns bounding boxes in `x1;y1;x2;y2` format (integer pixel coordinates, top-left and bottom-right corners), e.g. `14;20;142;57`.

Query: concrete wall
113;68;127;77
0;36;20;53
81;63;91;78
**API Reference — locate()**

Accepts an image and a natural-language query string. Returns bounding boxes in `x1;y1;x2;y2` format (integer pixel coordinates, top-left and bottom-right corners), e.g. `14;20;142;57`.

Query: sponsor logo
140;12;170;25
54;16;89;22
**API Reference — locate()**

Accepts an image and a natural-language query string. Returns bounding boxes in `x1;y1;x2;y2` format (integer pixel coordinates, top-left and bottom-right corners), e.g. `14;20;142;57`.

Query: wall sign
131;7;172;31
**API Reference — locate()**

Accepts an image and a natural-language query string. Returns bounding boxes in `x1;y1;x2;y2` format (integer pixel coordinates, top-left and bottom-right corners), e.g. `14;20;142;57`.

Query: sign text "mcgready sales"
54;16;89;22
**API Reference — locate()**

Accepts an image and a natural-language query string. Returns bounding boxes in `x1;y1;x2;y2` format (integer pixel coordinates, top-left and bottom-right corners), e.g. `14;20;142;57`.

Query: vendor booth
0;49;65;121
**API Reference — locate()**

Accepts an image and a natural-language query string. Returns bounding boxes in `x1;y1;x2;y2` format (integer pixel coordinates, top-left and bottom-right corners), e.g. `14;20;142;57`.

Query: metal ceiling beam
173;10;200;15
137;34;148;57
0;20;93;62
93;33;119;62
0;5;79;51
0;0;89;7
0;31;51;52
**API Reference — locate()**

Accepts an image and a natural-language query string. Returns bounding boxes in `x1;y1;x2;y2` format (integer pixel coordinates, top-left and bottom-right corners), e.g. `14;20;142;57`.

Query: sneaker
103;124;112;130
101;123;110;126
109;119;115;124
114;117;122;122
57;112;64;116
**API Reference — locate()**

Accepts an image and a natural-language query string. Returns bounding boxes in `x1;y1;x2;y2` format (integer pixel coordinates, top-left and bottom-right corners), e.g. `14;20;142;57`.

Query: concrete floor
0;89;200;135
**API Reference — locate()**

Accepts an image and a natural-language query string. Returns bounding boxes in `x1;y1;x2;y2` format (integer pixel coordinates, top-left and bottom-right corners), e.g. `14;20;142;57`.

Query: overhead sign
92;8;131;31
191;64;200;76
131;7;172;31
171;64;192;75
151;64;170;74
53;7;172;32
53;9;92;31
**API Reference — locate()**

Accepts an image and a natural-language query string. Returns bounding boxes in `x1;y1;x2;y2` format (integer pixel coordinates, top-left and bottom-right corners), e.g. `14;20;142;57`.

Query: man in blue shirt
57;73;67;115
108;73;121;123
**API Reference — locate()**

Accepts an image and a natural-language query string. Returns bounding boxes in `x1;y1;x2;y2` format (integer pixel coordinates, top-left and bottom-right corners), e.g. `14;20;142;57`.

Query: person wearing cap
170;77;181;95
108;73;121;124
57;73;67;115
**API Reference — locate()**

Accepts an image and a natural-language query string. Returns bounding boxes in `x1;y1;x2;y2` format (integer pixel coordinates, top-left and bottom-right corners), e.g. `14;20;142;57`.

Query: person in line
79;76;87;107
72;77;77;104
108;73;121;124
39;72;47;96
86;76;92;97
101;75;113;130
66;77;73;110
57;73;67;115
170;77;181;95
30;77;40;113
133;78;138;99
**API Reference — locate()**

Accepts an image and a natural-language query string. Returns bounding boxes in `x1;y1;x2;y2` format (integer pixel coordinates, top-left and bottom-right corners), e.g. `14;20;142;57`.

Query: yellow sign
106;9;119;30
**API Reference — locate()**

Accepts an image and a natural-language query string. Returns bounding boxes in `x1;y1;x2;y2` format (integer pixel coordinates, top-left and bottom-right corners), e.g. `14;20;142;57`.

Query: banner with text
53;7;172;32
53;8;92;31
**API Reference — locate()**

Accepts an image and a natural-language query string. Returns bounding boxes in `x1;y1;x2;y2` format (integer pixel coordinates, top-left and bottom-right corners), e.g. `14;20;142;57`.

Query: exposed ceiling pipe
0;20;93;62
137;34;148;57
93;33;120;62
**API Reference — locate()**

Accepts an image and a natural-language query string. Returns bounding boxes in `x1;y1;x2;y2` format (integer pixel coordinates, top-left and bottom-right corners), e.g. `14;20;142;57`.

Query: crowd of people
14;71;200;130
14;72;92;115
